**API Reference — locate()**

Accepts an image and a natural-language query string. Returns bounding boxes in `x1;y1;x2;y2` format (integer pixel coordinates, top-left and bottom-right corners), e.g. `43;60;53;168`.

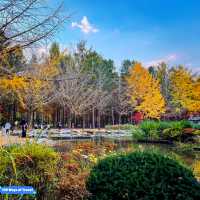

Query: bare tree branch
0;0;70;65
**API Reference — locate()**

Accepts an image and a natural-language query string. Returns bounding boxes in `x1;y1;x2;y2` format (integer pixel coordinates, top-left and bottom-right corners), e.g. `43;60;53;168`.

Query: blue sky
52;0;200;72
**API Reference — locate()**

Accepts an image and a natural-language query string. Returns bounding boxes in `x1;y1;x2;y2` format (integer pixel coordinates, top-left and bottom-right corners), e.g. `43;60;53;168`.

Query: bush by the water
105;124;135;130
0;142;60;198
132;120;199;140
131;126;147;140
87;151;200;200
162;127;183;140
139;120;191;134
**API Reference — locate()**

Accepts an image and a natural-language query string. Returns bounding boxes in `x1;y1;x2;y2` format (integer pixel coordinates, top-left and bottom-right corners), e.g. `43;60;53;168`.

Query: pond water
53;138;200;180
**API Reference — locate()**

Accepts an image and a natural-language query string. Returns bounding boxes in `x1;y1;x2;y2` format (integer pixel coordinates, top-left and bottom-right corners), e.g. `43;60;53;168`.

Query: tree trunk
62;107;65;127
87;113;90;128
74;113;76;128
98;111;101;129
92;107;95;129
12;101;17;124
28;110;33;128
112;108;115;125
82;114;85;129
119;113;121;125
68;111;71;128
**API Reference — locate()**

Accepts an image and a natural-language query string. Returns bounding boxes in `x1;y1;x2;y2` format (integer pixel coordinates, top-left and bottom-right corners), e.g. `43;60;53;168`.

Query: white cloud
145;54;178;67
72;16;99;34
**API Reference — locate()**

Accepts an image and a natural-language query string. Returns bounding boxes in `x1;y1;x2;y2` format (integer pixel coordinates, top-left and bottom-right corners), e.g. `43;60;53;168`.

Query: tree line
0;40;200;128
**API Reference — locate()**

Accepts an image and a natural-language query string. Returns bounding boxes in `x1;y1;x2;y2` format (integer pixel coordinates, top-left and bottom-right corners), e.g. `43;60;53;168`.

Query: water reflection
53;138;200;180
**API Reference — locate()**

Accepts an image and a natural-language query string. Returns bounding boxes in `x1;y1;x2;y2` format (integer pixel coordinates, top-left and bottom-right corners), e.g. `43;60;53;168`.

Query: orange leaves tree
126;63;166;119
169;66;200;113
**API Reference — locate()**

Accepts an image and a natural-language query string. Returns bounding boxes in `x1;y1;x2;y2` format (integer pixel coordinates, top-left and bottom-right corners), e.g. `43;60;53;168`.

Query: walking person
20;119;27;138
58;122;62;130
4;122;11;134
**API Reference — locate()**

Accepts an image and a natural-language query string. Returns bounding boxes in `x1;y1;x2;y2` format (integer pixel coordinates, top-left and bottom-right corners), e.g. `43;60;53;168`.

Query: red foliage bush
132;112;143;124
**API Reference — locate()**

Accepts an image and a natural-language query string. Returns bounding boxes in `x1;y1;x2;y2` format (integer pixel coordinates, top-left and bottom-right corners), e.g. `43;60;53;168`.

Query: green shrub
170;120;191;129
139;120;161;134
140;120;191;132
131;127;146;140
162;128;183;140
149;129;160;139
105;124;135;130
139;120;192;139
0;142;60;198
190;122;200;130
87;151;200;200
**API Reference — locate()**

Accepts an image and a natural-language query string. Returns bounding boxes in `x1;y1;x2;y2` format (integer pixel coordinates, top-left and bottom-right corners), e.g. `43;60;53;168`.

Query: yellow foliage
170;67;200;112
126;63;166;119
193;160;200;181
0;58;58;112
0;76;26;91
0;75;27;107
21;62;57;112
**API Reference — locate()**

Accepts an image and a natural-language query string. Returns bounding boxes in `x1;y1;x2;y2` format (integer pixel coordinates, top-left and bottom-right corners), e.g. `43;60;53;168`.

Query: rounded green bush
87;151;200;200
0;142;60;198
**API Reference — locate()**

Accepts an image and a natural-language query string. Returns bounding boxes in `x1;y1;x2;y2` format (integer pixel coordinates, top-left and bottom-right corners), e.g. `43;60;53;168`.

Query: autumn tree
0;44;27;122
127;63;166;119
0;75;27;122
20;48;60;126
0;0;69;124
169;66;200;113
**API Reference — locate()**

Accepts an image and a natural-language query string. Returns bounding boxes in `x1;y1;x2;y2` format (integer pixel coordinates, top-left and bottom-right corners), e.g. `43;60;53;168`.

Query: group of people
1;119;28;138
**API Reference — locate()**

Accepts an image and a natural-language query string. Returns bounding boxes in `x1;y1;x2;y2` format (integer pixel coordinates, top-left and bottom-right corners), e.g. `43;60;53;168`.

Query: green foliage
0;142;60;198
105;124;135;130
139;120;162;139
87;151;200;200
148;129;160;139
139;120;192;139
81;42;118;92
120;59;136;77
170;120;191;129
162;128;183;140
131;127;147;140
140;120;191;133
49;42;60;59
190;122;200;130
132;120;199;141
139;120;162;135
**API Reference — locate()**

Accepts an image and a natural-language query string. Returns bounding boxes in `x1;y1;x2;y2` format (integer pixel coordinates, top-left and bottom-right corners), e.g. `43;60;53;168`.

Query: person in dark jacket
20;119;27;138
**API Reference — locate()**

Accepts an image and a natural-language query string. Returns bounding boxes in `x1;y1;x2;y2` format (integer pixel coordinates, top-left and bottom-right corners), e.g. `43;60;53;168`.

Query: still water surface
53;138;200;180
